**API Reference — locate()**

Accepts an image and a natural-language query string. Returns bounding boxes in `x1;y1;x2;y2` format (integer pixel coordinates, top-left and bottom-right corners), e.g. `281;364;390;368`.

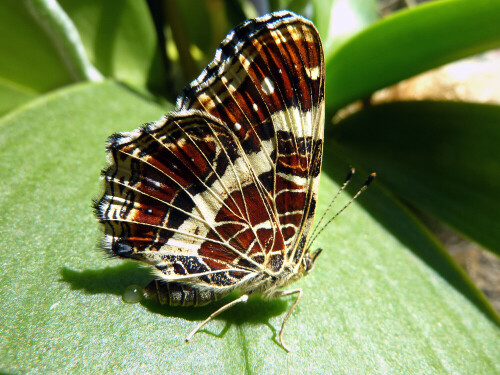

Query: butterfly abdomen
144;280;224;307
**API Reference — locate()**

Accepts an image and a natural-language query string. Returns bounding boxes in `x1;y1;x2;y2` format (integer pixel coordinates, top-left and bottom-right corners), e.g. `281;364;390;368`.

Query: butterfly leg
185;294;249;342
273;288;303;352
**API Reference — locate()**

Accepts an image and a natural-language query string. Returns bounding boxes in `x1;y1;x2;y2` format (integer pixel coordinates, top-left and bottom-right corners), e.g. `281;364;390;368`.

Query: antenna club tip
365;172;376;185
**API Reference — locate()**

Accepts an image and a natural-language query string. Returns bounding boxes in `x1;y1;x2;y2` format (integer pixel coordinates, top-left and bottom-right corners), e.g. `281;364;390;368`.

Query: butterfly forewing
176;11;325;268
96;10;324;303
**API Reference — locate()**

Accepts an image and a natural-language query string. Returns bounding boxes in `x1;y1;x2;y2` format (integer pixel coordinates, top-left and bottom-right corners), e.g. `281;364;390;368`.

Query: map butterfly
96;10;330;351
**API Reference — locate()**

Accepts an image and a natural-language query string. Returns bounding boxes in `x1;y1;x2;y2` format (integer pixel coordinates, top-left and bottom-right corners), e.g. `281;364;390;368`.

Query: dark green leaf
175;0;227;57
0;0;94;115
332;101;500;256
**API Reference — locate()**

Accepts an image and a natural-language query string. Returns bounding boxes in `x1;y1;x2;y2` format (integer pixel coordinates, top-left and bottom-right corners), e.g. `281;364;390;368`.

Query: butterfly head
302;248;322;274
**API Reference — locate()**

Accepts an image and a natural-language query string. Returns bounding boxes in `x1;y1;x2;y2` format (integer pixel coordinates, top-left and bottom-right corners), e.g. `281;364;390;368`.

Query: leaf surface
0;81;498;374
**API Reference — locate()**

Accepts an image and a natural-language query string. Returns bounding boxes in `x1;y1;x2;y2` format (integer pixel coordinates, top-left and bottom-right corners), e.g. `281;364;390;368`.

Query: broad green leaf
0;81;498;373
332;101;500;256
325;0;500;114
0;79;37;117
57;0;165;94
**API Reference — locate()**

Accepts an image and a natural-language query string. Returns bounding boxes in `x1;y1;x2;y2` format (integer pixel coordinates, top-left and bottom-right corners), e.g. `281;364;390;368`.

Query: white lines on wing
196;92;216;111
193;154;256;220
159;268;253;281
240;49;256;71
251;220;275;231
275;185;306;194
113;217;255;263
244;147;273;176
276;171;308;186
305;65;321;80
165;238;201;252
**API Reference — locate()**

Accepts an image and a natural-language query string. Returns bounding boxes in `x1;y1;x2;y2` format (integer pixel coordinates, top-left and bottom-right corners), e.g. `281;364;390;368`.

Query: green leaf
325;0;500;114
0;81;498;373
57;0;165;94
332;101;500;256
0;0;99;115
165;0;219;85
174;0;227;57
269;0;380;56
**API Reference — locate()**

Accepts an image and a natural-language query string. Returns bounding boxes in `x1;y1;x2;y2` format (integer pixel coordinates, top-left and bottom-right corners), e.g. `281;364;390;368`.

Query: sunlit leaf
325;0;500;114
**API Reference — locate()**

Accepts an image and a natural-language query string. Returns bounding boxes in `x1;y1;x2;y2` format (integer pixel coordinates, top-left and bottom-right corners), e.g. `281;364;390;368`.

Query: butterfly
95;10;325;352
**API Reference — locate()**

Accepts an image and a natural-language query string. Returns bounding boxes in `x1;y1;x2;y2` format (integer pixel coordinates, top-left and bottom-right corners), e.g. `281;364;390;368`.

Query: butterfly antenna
307;172;376;252
308;168;356;243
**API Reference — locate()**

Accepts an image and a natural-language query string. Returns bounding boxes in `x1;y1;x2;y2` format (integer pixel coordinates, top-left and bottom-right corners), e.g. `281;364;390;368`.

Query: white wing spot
253;103;259;112
234;122;242;132
306;66;320;80
261;77;275;95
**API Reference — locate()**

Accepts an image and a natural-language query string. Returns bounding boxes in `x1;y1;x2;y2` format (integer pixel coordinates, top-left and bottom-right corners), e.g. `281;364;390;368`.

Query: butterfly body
95;10;325;350
143;245;321;307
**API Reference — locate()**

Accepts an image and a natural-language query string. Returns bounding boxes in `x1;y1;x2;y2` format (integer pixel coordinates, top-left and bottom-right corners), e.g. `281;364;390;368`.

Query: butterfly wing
97;111;266;286
95;11;324;296
177;11;325;266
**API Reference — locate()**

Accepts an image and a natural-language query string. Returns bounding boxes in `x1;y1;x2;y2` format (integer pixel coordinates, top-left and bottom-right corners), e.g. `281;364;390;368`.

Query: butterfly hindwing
98;111;271;287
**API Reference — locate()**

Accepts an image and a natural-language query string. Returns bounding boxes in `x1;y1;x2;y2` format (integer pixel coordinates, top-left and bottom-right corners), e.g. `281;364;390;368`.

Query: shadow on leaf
60;262;153;296
60;262;289;329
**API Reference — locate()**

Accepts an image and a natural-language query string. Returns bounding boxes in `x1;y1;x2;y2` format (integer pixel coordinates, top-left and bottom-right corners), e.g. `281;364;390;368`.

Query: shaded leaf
0;0;92;115
332;101;500;256
58;0;165;94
